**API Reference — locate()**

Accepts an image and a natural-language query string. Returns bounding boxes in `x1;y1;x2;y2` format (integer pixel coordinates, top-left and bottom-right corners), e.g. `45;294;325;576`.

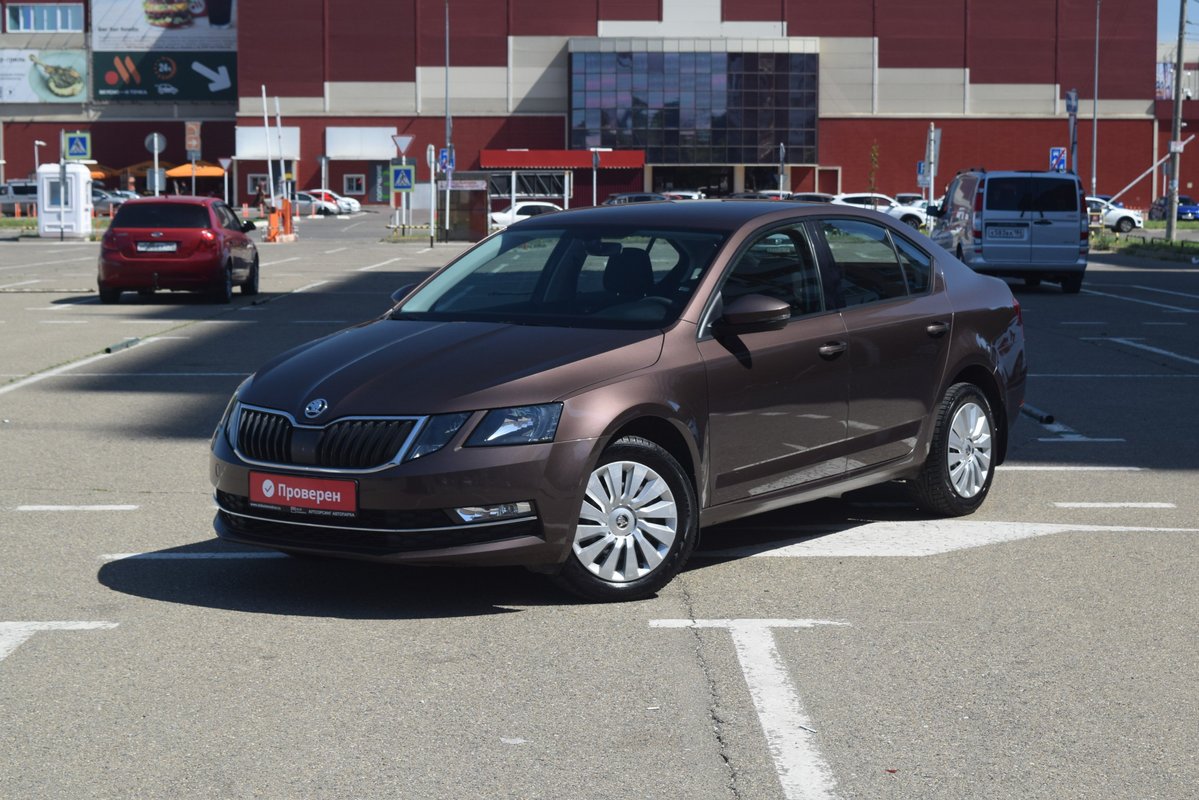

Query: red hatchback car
97;196;259;303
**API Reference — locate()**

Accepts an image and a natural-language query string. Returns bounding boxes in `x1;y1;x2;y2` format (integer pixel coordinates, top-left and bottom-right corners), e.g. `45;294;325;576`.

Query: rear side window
113;203;211;228
986;177;1078;213
819;219;909;306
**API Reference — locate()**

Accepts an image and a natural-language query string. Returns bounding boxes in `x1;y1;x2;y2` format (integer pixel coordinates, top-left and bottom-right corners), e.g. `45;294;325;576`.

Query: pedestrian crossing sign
65;131;91;160
391;164;415;193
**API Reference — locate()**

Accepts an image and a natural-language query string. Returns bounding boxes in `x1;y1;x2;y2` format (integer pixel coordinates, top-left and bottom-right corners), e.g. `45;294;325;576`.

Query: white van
930;169;1088;293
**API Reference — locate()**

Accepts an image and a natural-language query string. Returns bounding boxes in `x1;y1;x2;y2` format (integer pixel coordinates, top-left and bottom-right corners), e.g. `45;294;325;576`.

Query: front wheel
554;436;697;602
909;383;996;517
240;256;260;296
1115;217;1135;233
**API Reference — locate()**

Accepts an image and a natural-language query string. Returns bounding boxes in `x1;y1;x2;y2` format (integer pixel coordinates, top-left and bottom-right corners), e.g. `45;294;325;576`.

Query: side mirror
715;294;791;332
390;284;417;305
241;219;257;233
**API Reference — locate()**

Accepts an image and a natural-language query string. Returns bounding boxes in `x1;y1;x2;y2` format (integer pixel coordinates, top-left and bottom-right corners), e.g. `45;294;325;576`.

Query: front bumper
210;434;598;568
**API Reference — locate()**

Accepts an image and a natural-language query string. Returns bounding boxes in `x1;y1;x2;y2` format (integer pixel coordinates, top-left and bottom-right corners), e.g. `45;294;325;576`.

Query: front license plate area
986;225;1027;240
249;471;357;518
136;241;178;252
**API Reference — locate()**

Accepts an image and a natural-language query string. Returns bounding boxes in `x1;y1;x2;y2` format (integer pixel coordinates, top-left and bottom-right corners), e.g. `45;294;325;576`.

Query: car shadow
96;539;569;619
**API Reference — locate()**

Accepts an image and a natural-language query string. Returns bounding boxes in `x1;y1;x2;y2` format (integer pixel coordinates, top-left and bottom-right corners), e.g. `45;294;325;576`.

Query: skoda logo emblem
304;398;328;419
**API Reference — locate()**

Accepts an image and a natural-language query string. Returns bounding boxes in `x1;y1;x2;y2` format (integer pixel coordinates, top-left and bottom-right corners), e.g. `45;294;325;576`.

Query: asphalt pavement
0;212;1196;799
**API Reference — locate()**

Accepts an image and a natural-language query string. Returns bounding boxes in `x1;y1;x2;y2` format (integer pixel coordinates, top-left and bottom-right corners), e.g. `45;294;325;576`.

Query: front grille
235;406;418;470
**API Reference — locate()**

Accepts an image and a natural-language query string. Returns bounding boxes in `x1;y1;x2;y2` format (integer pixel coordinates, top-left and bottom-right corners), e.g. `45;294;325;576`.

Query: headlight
214;377;252;450
465;404;562;447
405;412;471;461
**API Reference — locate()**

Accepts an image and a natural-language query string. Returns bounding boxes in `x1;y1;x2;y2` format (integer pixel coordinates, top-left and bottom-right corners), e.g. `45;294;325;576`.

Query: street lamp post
34;139;46;173
1091;0;1101;197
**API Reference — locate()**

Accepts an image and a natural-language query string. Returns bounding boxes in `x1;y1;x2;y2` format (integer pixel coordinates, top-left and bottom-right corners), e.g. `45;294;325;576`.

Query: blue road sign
65;132;91;160
391;164;415;192
1050;147;1067;172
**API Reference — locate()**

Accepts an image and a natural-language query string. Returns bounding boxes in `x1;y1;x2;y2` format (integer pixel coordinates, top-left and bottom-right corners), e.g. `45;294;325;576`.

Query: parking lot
1;212;1197;799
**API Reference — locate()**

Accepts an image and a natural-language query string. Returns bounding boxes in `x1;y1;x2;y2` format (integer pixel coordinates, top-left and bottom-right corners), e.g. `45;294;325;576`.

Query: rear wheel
98;286;121;304
909;383;996;517
554;436;697;602
1060;274;1083;294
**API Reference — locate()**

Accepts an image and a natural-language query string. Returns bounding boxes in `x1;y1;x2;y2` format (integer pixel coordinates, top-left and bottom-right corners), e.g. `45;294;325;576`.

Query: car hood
241;319;665;419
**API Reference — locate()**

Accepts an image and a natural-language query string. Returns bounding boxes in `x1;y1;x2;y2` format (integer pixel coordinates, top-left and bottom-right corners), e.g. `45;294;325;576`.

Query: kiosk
37;162;93;239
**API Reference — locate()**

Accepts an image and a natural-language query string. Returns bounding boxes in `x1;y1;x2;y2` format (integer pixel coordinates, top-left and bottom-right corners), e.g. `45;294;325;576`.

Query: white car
307;188;361;214
291;192;340;216
489;200;562;228
832;192;928;228
1086;196;1142;233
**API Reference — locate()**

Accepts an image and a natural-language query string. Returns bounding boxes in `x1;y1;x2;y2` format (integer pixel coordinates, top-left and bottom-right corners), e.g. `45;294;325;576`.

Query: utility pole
443;0;453;242
1091;0;1101;197
1167;0;1187;242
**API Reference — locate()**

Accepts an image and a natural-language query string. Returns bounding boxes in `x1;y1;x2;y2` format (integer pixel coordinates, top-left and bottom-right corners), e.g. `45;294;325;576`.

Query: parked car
1086;196;1142;233
91;186;125;215
306;187;360;214
790;192;835;203
98;196;259;304
662;189;705;200
930;169;1087;293
1148;195;1199;221
833;192;928;228
489;200;563;228
209;200;1026;602
293;191;340;216
602;192;669;204
895;192;925;205
108;189;142;201
0;180;38;214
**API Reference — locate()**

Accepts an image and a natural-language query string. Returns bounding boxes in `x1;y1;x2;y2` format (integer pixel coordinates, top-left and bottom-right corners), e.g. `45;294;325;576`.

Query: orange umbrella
165;161;225;178
121;159;176;177
90;163;118;179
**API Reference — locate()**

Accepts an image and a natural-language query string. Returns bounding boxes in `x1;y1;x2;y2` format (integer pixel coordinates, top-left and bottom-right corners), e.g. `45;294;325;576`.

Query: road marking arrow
191;61;231;92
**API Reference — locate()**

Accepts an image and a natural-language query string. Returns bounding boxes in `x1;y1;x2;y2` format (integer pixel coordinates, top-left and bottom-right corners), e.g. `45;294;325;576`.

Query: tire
901;215;922;228
240;256;260;296
98;286;121;304
553;436;698;602
1060;274;1083;294
1115;217;1134;233
212;264;233;304
909;383;996;517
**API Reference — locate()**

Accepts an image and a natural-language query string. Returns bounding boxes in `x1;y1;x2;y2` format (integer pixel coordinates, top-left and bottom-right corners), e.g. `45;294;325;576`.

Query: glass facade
569;50;818;166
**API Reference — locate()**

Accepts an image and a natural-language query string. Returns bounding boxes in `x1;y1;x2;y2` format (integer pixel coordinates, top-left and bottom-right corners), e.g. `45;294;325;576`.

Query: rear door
1027;176;1083;264
981;176;1032;264
111;202;213;260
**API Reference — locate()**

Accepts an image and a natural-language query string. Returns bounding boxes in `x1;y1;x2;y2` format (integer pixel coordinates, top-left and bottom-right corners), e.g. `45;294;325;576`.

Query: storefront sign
0;49;87;103
91;0;237;52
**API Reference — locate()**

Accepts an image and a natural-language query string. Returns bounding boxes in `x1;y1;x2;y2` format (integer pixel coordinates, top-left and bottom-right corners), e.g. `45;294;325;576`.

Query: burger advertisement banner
0;50;88;104
92;0;238;53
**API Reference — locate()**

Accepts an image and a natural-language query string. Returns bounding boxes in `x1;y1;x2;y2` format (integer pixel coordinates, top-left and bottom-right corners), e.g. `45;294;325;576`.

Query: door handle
818;341;848;359
926;322;950;337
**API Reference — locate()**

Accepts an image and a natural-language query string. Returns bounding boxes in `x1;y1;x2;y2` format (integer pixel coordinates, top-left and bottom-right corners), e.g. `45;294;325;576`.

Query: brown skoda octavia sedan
210;201;1025;601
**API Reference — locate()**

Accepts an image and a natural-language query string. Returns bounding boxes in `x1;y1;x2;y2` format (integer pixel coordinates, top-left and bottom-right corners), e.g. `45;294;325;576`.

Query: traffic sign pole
427;144;437;248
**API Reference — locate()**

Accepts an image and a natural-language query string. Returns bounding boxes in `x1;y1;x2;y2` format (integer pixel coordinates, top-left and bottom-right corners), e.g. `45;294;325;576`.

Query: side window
819;219;908;306
892;234;932;294
721;225;823;317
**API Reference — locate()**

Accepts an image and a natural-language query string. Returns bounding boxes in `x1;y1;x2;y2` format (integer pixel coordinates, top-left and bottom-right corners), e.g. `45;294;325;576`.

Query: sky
1160;0;1186;43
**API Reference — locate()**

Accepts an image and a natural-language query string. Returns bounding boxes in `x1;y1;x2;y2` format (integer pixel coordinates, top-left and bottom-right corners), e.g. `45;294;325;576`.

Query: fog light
454;501;533;523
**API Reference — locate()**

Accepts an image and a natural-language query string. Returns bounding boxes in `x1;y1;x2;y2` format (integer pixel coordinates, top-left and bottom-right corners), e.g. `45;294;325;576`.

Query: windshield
394;226;727;329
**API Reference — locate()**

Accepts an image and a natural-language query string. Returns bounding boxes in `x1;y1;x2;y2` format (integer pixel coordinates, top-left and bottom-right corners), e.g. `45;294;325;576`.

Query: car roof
119;195;217;206
511;198;860;231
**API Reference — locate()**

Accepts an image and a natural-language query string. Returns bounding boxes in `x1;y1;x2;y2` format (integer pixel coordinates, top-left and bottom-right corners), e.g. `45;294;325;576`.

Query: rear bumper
98;251;224;291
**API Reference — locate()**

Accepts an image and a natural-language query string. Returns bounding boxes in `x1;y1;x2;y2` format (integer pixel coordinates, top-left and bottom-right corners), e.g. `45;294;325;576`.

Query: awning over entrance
165;161;224;178
480;149;644;169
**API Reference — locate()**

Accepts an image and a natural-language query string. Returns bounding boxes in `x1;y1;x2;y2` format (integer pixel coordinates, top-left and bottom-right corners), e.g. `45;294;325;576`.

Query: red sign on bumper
249;472;357;515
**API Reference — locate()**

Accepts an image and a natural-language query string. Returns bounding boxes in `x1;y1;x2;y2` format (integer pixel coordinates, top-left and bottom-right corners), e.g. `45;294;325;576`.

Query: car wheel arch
603;415;699;493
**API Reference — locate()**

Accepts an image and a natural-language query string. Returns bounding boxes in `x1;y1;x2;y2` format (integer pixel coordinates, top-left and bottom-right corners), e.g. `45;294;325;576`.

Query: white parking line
999;465;1143;471
0;256;93;273
698;520;1199;559
38;320;88;324
357;257;405;272
1054;502;1176;509
1082;337;1199;367
653;619;846;800
1028;373;1199;378
0;280;42;290
1080;289;1198;313
102;552;285;561
0;621;118;663
17;505;138;511
1130;285;1199;301
0;352;113;397
323;247;347;254
261;257;301;267
1060;321;1107;325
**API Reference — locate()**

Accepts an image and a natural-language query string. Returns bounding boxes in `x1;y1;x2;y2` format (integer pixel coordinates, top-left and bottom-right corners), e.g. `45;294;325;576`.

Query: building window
343;174;365;196
246;174;268;196
569;47;818;168
5;3;84;32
